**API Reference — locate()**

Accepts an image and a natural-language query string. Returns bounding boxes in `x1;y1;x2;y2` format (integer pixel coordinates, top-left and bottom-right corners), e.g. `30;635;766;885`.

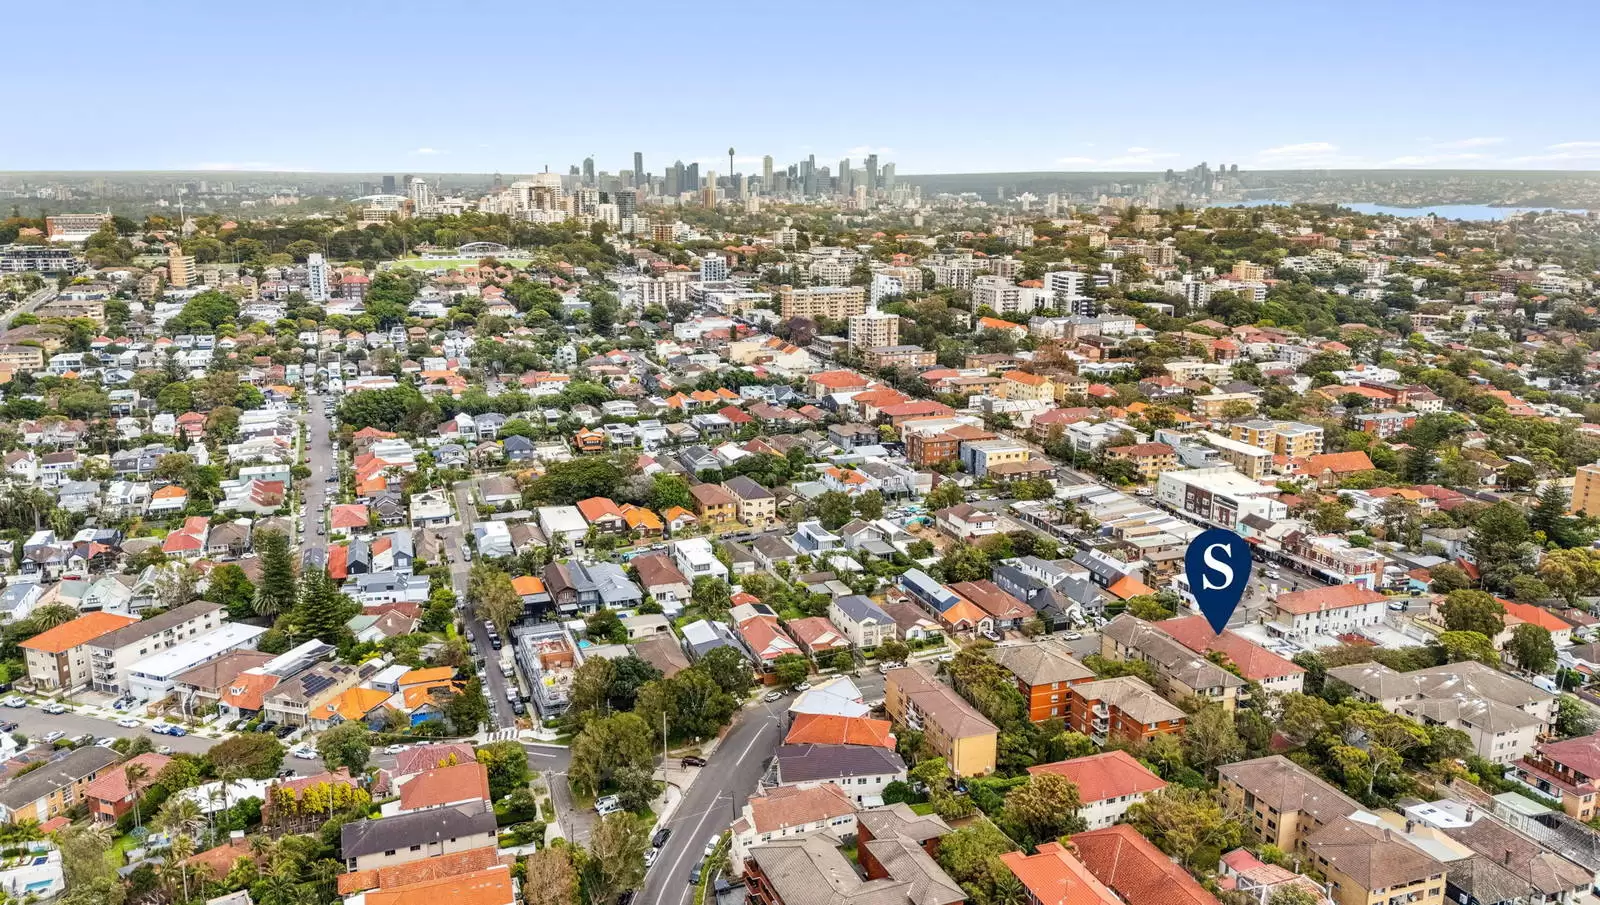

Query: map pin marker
1185;527;1253;635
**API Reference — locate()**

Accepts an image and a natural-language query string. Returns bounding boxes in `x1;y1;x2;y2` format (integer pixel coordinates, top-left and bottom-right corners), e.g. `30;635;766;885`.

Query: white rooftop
127;624;268;680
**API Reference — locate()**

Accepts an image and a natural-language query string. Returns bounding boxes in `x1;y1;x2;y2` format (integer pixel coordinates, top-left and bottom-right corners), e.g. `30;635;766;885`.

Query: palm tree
161;833;196;903
30;605;77;630
123;761;149;830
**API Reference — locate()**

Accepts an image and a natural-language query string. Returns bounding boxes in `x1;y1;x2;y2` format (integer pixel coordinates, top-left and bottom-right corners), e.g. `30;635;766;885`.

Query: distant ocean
1235;200;1591;220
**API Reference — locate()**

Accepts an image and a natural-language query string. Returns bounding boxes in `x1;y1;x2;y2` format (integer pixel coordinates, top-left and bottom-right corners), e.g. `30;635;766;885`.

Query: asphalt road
0;706;216;756
0;287;56;331
445;480;516;730
639;670;887;905
301;395;333;560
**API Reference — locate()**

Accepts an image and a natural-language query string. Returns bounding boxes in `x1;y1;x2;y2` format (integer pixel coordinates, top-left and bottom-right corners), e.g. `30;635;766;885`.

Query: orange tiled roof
399;762;490;811
398;667;456;686
1107;575;1156;600
511;576;545;596
621;505;663;530
1000;842;1122;905
1027;751;1166;804
576;497;625;522
21;611;138;654
220;671;280;711
364;865;513;905
337;846;507;894
784;713;895;749
311;686;392;723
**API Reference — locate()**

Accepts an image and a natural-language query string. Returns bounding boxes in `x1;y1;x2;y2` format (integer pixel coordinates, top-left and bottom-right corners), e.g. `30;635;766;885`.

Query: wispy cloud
411;147;445;156
1436;136;1504;149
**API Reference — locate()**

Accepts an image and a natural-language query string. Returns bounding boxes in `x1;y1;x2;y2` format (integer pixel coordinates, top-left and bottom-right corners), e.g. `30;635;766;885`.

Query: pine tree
291;567;357;645
252;530;297;617
1532;485;1585;549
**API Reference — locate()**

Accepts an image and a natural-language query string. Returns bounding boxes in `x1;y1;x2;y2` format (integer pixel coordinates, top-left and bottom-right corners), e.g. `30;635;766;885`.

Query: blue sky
7;0;1600;174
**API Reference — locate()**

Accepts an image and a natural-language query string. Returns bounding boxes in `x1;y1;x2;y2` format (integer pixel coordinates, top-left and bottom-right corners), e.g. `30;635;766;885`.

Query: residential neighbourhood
6;66;1600;905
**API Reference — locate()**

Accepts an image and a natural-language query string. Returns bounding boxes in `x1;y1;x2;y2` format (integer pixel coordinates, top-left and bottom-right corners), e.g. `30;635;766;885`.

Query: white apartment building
306;253;330;301
86;601;225;694
1155;467;1287;532
848;309;900;350
672;537;729;584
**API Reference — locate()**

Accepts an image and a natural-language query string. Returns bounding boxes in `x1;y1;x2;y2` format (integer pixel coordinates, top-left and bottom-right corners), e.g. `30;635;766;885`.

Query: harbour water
1235;200;1591;220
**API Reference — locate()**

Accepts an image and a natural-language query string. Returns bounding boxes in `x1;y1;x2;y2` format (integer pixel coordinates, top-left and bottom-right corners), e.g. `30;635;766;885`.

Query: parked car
652;828;672;848
293;746;319;760
687;861;704;885
41;702;66;715
157;745;174;755
644;848;659;869
43;731;64;743
792;682;812;692
0;721;16;733
273;724;292;738
70;734;93;746
382;743;408;755
704;835;720;856
258;721;279;735
680;756;707;768
595;796;623;816
762;690;783;703
116;718;141;729
511;700;526;716
1;697;25;709
1063;631;1083;641
465;630;475;643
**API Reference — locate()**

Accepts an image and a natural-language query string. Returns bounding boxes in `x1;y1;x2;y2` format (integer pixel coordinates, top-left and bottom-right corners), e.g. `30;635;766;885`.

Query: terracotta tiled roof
338;845;508;894
21;612;138;653
220;671;280;711
1275;584;1387;615
576;497;625;522
1000;842;1122;905
399;667;455;686
311;686;392;722
399;762;490;811
511;575;545;596
1071;825;1218;905
746;783;856;835
1106;575;1156;600
1027;751;1166;804
363;865;514;905
81;752;171;804
784;713;895;749
1157;616;1306;682
395;743;477;776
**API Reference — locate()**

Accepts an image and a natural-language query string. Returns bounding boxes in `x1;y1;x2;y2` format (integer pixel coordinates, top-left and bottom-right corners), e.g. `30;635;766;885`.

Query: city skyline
8;1;1600;174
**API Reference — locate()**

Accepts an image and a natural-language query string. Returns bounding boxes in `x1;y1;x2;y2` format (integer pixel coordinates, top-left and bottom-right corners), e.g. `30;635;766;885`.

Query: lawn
104;832;137;870
909;802;937;816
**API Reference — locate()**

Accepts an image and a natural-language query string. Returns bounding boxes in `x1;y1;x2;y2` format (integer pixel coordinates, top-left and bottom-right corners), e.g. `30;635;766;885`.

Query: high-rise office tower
582;157;595;184
668;160;684;196
881;163;895;190
801;157;815;196
167;247;196;288
865;154;879;193
493;172;504;191
633;152;644;186
762;156;773;191
616;188;638;218
838;159;851;194
685;162;699;192
381;175;396;194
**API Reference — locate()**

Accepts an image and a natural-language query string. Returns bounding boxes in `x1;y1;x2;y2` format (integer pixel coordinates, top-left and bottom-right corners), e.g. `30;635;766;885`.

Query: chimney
1404;820;1415;834
1504;849;1514;866
1465;806;1475;822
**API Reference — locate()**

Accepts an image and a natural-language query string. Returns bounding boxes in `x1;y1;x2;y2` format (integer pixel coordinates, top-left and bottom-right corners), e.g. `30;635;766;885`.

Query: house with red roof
1000;842;1122;905
162;516;210;559
330;503;371;536
786;616;850;658
394;761;490;815
1158;615;1305;695
1270;585;1388;640
1027;750;1167;829
784;713;895;749
576;497;627;535
1071;825;1218;905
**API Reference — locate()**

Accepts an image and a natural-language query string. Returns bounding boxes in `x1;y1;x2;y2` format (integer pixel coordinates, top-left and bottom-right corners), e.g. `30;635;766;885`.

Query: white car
644;848;660;869
116;718;142;729
42;731;64;743
292;747;319;760
157;745;174;755
793;682;812;692
1063;632;1083;641
383;744;408;755
0;697;24;708
40;703;66;715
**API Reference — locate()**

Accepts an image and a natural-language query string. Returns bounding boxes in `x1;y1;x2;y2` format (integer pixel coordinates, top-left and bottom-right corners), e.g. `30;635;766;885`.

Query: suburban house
827;595;896;650
722;476;777;527
0;746;122;824
771;744;907;807
1026;750;1167;829
339;802;498;872
1218;756;1362;858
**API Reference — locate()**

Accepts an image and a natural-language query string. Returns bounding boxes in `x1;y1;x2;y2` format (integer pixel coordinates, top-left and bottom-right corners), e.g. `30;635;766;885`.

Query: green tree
692;576;732;620
815;491;854;530
1428;562;1471;594
1508;623;1557;674
251;530;296;617
1126;786;1241;869
583;812;648;904
469;564;523;632
204;563;256;620
569;712;654;797
1125;594;1176;621
288;566;357;646
999;773;1086;848
926;479;965;511
877;639;910;664
1437;630;1500;665
1440;589;1505;638
1538;548;1600;604
697;646;753;698
646;474;696;513
206;734;286;779
934;819;1017;905
773;653;811;689
441;677;490;733
1182;704;1243;777
1467;502;1534;594
523;847;579;905
315;722;371;775
476;740;532;799
1556;694;1598;739
855;491;886;521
